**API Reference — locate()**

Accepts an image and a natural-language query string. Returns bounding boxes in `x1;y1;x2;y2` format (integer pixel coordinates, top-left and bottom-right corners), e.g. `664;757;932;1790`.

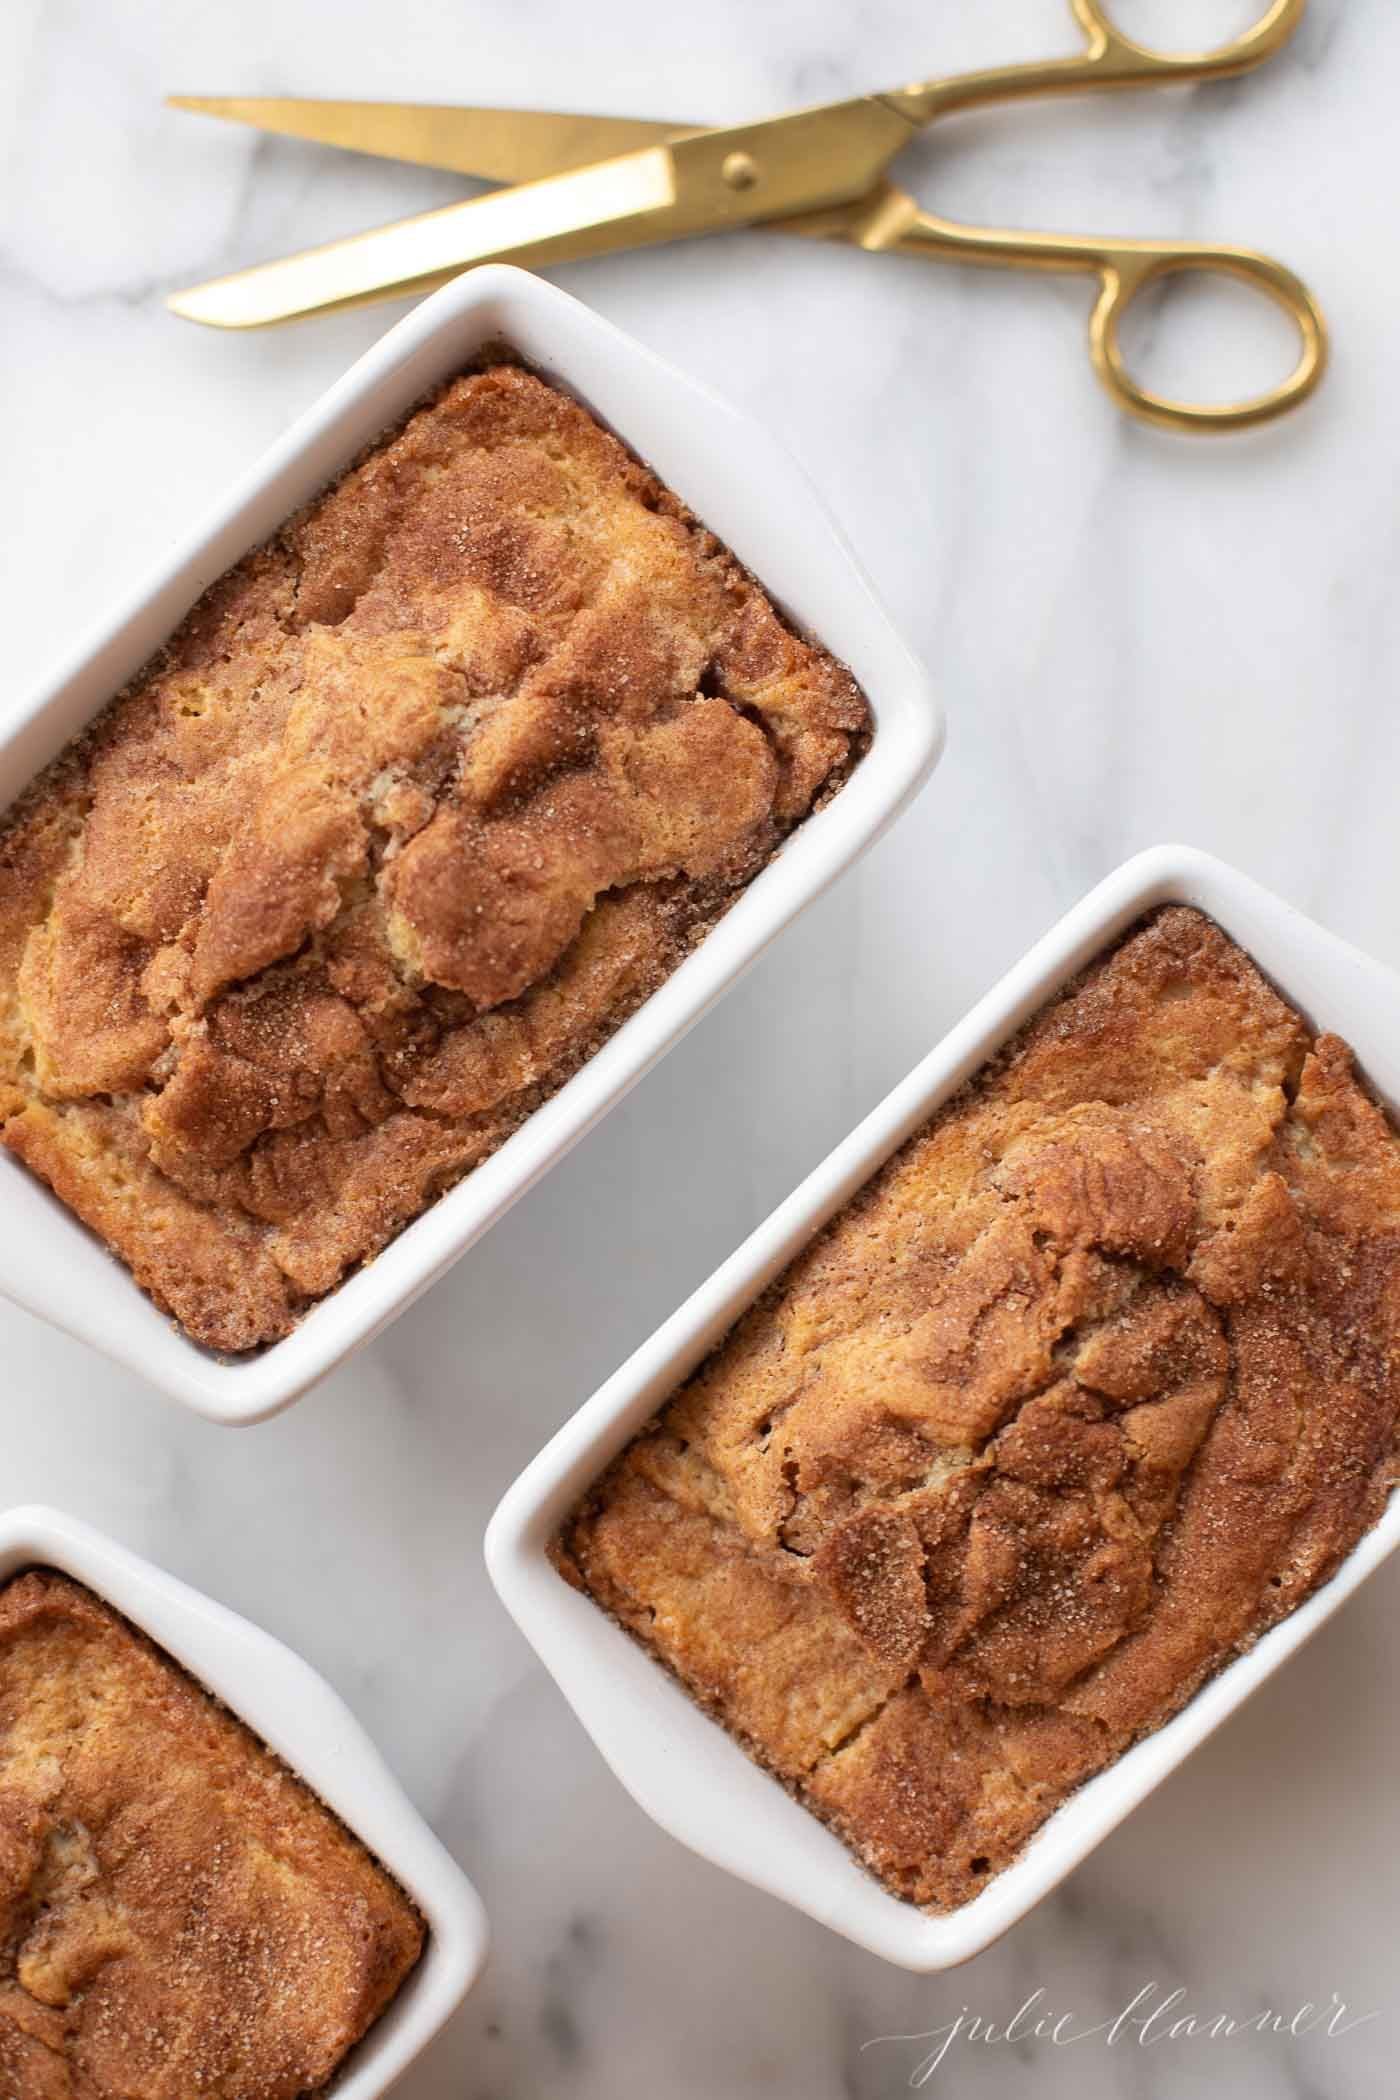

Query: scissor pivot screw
721;151;760;191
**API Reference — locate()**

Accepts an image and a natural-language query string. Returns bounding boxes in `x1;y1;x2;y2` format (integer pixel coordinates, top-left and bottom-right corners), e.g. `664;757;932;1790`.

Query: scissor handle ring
1089;247;1328;434
1072;0;1307;73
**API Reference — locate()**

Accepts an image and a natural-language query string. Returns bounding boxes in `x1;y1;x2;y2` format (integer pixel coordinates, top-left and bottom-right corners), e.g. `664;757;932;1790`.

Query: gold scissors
167;0;1326;435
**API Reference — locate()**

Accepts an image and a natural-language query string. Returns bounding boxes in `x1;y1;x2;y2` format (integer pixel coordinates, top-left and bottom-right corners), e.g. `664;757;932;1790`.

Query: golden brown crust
558;907;1400;1911
0;363;868;1350
0;1569;424;2099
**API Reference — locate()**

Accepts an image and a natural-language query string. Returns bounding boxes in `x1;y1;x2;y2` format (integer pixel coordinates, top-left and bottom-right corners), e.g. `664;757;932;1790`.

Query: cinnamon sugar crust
0;1570;423;2098
557;908;1400;1912
0;363;867;1350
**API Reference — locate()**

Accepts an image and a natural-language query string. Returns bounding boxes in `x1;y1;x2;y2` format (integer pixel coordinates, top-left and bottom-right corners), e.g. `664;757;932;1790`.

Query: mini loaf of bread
558;907;1400;1911
0;1569;423;2098
0;364;867;1351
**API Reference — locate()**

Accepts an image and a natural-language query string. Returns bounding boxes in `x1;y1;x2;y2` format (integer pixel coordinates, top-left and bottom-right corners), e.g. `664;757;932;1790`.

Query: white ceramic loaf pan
486;844;1400;1970
0;1504;486;2092
0;265;941;1423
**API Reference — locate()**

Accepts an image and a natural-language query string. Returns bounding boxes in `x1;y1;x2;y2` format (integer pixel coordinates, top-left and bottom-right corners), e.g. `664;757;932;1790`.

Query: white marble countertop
3;1;1398;2093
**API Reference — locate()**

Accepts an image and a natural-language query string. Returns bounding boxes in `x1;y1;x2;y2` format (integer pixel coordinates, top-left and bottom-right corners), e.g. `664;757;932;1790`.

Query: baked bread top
0;364;866;1350
0;1569;423;2099
560;908;1400;1909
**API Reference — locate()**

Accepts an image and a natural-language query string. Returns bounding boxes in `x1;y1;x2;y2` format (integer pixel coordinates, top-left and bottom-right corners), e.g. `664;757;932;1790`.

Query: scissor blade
167;96;915;328
168;95;685;182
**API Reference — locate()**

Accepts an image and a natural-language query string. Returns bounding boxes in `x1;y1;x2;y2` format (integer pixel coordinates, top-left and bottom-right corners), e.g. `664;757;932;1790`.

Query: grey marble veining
2;2;1398;2093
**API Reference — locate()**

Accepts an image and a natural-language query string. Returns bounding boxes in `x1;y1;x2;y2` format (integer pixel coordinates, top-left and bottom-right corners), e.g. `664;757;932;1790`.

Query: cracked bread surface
0;362;868;1351
0;1569;423;2099
556;907;1400;1911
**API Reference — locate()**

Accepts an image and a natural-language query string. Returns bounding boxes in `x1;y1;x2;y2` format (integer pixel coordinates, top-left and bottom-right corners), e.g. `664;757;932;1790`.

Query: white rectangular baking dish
0;264;940;1424
0;1504;486;2092
486;843;1400;1971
